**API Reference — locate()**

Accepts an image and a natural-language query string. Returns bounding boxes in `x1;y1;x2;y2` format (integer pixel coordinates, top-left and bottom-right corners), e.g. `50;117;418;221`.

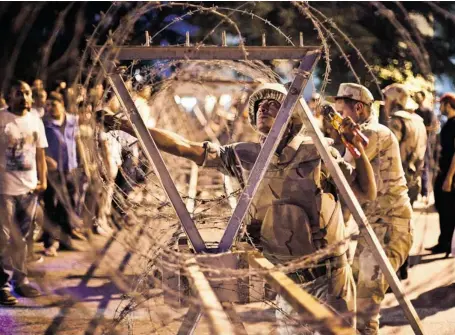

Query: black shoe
398;258;409;280
425;244;450;254
0;289;18;305
399;265;408;280
14;283;41;298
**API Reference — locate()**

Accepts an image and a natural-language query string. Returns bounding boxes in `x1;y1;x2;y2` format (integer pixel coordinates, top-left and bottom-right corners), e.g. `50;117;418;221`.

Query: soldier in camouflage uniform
101;83;377;334
383;83;427;206
333;83;413;335
383;84;426;281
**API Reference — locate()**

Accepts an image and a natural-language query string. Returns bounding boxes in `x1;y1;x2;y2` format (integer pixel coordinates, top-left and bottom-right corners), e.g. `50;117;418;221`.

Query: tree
187;2;455;96
1;2;455;97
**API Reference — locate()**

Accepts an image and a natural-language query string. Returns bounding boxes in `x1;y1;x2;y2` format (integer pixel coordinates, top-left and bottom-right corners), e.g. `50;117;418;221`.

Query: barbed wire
0;2;449;334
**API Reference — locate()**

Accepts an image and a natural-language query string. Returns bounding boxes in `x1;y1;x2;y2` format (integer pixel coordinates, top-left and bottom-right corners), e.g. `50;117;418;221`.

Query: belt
288;253;348;283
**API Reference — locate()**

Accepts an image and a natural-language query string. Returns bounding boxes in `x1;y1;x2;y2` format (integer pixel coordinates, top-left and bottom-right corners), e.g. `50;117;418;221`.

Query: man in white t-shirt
0;80;48;305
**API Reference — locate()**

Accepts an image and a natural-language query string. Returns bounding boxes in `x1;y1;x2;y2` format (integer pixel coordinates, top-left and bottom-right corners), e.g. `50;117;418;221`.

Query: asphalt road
0;197;453;335
380;199;455;335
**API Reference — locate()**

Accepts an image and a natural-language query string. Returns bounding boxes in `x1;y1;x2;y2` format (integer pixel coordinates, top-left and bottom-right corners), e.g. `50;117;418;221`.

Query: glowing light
204;95;217;114
134;74;144;83
219;94;232;107
174;95;181;104
180;96;197;112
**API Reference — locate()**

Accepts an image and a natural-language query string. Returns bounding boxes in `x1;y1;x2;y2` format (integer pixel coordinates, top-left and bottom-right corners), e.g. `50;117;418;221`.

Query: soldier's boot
356;298;381;335
399;257;409;280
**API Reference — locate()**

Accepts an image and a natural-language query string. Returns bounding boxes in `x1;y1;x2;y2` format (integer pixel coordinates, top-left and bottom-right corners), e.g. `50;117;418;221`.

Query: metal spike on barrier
222;31;227;47
185;31;190;47
145;31;150;46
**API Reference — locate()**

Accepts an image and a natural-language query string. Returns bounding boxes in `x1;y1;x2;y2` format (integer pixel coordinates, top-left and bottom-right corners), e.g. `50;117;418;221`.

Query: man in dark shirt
426;93;455;255
414;91;437;198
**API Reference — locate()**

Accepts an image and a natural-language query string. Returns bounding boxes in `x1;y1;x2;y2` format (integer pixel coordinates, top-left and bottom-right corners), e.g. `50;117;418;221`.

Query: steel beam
176;305;202;335
103;66;207;253
99;42;422;334
218;51;321;252
183;258;236;335
294;98;425;335
249;252;354;335
94;45;321;61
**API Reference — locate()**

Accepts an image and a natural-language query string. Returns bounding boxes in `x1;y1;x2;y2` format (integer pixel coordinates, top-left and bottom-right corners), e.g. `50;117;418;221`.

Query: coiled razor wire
1;2;451;334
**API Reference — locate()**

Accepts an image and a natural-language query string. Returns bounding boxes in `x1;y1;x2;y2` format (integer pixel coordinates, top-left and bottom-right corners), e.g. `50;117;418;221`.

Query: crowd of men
0;76;454;335
0;79;152;306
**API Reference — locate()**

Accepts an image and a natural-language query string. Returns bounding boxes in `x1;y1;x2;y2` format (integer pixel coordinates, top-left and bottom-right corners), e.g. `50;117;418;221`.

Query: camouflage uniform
330;83;413;334
346;115;413;335
390;111;427;205
202;130;356;333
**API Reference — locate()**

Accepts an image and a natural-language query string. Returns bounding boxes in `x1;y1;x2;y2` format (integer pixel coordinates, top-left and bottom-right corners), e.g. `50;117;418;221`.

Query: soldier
333;83;413;335
382;84;426;281
383;84;427;206
100;83;377;333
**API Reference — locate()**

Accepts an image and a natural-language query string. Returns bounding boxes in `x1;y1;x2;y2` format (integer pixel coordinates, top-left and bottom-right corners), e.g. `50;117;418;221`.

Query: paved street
0;198;454;335
380;199;455;335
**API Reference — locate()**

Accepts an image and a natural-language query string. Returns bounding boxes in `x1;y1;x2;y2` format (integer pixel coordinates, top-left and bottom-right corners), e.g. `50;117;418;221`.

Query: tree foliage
1;1;455;96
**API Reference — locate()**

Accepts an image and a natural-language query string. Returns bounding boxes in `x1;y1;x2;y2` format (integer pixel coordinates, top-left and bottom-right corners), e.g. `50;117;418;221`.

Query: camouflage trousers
352;221;413;335
276;264;356;335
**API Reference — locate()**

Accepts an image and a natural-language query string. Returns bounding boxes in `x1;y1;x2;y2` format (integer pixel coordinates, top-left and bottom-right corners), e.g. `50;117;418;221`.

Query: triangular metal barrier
95;40;424;335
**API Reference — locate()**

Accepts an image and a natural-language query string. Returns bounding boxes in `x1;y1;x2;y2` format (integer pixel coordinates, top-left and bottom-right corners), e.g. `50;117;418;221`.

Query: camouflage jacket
345;116;412;225
390;111;427;175
201;135;355;263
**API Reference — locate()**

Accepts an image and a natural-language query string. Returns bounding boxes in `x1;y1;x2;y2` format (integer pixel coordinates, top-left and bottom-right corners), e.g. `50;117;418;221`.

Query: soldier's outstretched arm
99;111;206;165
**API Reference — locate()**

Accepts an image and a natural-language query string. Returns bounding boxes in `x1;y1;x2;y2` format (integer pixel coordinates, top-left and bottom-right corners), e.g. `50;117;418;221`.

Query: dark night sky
1;2;111;90
0;2;202;91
